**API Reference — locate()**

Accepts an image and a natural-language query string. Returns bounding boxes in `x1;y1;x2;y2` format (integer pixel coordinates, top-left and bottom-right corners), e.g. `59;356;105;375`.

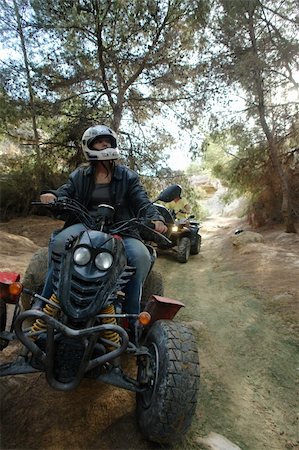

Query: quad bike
153;203;201;263
0;185;200;445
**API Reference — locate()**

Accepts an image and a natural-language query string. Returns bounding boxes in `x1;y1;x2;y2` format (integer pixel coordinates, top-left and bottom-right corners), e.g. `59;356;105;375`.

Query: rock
272;292;294;302
231;231;264;247
238;243;265;255
196;432;242;450
275;232;299;245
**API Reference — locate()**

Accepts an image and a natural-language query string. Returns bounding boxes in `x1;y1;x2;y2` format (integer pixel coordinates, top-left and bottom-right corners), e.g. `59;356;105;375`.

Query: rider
39;124;167;319
166;185;191;220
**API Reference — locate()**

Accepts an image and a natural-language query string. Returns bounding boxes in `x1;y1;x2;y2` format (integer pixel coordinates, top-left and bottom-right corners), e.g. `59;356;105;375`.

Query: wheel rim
139;342;159;409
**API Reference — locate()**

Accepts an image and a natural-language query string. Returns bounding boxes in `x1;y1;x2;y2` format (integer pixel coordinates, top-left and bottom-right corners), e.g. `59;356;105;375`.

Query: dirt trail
0;216;298;450
158;217;298;450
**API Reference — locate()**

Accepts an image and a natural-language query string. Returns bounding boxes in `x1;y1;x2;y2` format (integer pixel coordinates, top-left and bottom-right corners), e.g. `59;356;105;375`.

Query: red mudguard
144;295;185;324
0;272;20;285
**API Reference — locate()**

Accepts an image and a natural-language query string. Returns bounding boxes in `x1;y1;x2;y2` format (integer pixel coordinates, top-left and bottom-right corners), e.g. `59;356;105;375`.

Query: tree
0;0;211;172
26;0;209;166
0;0;42;163
205;0;299;232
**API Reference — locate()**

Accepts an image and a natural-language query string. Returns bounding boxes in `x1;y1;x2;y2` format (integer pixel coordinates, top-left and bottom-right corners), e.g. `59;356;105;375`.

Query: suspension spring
30;293;60;339
101;304;120;352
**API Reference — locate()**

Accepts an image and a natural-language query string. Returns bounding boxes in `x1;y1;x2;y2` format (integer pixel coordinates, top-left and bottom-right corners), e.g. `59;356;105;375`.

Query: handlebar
110;218;172;245
32;199;172;245
138;219;172;245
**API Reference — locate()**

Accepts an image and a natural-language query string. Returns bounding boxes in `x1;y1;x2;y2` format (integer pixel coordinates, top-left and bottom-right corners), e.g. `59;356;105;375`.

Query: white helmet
81;125;119;161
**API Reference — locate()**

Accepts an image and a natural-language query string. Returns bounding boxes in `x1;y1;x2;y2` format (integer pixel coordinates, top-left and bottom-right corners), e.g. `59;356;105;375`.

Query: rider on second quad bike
154;185;202;263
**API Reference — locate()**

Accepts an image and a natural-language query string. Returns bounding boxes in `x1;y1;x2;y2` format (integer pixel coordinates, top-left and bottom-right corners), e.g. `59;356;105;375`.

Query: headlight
73;247;91;266
95;252;113;270
172;225;179;232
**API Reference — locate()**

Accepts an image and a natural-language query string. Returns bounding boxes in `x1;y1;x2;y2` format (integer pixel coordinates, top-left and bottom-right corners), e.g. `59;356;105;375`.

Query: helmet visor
88;135;116;149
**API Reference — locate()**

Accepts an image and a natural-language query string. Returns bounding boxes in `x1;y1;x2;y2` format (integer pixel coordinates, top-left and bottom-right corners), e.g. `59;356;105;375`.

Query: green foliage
0;152;68;219
188;186;207;220
186;161;203;176
201;120;299;223
0;0;298;225
0;0;211;218
0;89;28;133
202;125;269;197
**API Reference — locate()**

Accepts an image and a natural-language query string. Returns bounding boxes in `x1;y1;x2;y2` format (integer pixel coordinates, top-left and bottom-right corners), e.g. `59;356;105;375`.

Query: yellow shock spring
101;304;120;351
30;294;60;339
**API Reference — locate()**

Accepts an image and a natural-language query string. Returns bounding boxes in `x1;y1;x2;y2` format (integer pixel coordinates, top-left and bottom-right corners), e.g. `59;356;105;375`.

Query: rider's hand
153;220;168;234
40;193;57;204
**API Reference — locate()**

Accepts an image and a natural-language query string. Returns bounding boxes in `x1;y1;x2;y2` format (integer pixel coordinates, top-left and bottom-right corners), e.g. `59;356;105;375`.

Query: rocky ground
0;215;298;450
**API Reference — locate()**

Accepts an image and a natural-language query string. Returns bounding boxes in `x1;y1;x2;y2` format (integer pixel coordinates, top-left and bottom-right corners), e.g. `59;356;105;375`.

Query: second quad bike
0;185;200;445
153;203;201;263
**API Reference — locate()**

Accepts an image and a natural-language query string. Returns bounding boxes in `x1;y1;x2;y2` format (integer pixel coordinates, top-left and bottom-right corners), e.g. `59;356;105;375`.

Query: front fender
143;295;185;324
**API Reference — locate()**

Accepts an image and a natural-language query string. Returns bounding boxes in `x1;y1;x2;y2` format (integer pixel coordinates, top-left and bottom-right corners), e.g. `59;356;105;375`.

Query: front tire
177;236;191;263
190;234;201;255
136;320;200;444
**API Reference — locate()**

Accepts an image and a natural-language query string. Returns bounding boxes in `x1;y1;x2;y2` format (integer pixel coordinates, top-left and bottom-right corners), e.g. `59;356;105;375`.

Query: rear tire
136;320;200;444
177;237;191;263
140;270;164;311
21;247;48;310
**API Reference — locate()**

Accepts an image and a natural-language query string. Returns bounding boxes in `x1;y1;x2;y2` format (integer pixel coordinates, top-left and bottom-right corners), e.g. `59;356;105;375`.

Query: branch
123;4;171;90
94;1;115;110
260;1;299;25
53;89;103;104
224;150;241;159
267;68;299;89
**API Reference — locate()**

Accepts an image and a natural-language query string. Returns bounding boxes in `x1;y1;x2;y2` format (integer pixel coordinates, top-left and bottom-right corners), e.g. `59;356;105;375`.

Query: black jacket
44;164;164;238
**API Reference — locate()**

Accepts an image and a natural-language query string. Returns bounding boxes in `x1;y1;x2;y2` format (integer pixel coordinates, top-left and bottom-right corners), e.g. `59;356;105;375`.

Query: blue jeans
41;225;152;315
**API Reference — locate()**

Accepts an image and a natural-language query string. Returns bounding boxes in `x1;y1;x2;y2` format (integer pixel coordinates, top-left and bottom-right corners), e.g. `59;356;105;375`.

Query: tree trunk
257;100;297;232
13;0;41;170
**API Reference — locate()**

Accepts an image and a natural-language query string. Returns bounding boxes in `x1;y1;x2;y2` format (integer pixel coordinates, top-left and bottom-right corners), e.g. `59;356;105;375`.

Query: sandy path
0;216;298;450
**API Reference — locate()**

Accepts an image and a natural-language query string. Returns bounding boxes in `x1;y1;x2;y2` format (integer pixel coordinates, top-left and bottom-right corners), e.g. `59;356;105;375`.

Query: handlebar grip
31;201;50;206
32;197;69;207
31;201;56;206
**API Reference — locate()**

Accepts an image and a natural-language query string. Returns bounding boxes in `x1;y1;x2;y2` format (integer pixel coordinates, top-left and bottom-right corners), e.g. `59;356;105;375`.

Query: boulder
0;231;39;255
